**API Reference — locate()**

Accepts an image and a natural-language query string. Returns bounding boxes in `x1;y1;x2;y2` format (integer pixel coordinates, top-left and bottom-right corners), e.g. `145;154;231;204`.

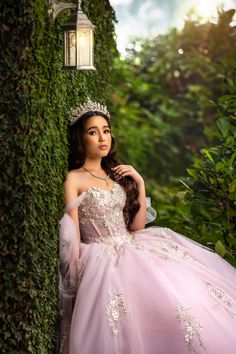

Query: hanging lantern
62;3;95;70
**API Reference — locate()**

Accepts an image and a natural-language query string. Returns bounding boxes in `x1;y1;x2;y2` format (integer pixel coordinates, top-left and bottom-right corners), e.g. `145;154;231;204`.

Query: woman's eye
104;129;110;134
89;131;97;136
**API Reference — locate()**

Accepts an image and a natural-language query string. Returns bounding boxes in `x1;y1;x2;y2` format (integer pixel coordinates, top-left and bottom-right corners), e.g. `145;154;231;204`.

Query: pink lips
99;144;108;150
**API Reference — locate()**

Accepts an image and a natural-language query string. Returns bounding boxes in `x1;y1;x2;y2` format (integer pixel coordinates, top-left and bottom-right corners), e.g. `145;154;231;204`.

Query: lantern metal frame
48;0;96;71
48;0;77;23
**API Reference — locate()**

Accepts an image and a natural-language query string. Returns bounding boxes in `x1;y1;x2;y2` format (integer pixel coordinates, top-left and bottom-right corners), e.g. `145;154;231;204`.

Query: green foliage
109;9;236;266
148;182;193;235
146;94;236;266
110;8;236;184
0;0;117;352
184;94;236;265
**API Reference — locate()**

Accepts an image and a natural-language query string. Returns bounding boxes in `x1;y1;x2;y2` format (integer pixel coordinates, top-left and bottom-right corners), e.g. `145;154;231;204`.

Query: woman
59;97;236;354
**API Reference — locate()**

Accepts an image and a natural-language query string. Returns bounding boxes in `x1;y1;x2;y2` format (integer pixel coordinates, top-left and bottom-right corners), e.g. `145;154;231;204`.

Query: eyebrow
86;125;110;132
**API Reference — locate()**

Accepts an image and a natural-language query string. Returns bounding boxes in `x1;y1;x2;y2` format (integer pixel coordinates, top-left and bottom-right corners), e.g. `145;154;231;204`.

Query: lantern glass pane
64;31;76;67
77;29;92;67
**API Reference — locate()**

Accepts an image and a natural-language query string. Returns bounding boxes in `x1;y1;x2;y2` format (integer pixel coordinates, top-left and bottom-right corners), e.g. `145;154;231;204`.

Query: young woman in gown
58;97;236;354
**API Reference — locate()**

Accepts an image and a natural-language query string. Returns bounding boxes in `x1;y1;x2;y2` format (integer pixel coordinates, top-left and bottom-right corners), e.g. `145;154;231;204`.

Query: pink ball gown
58;182;236;354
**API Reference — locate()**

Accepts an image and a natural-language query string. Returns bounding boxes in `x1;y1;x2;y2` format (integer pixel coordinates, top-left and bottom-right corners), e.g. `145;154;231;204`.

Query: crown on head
69;97;110;125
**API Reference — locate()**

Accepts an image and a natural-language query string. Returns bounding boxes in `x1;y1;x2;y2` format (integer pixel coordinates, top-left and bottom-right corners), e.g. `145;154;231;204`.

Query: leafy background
0;0;235;352
109;8;236;266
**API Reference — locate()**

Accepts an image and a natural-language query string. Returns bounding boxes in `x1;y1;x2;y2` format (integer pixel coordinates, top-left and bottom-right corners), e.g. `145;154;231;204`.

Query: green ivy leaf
226;136;234;147
216;118;230;137
215;240;226;257
215;161;224;171
229;180;236;193
202;149;215;164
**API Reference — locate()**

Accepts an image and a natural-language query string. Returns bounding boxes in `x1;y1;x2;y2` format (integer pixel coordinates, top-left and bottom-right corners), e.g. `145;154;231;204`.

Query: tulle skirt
59;214;236;354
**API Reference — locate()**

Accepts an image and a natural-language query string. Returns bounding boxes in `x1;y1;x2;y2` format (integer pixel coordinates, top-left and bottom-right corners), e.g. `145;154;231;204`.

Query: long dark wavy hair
68;111;140;230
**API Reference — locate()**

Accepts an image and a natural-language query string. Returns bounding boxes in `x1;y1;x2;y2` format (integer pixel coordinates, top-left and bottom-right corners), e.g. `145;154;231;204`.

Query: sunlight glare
193;1;217;19
190;0;235;22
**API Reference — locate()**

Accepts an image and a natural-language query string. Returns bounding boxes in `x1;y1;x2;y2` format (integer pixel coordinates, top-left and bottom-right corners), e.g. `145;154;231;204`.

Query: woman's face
83;115;112;159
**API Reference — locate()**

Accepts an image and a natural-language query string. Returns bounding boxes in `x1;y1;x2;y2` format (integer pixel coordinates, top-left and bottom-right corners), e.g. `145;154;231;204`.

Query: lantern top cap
62;9;95;30
77;9;95;28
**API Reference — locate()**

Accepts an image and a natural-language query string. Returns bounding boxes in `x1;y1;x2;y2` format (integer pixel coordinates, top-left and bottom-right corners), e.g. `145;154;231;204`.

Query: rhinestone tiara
69;97;110;125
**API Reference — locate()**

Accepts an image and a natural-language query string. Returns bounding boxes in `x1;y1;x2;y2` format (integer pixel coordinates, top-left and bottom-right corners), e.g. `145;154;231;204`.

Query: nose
98;131;105;141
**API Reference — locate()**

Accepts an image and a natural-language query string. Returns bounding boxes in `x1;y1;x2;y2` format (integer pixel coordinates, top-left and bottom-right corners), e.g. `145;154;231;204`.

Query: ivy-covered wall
0;0;117;352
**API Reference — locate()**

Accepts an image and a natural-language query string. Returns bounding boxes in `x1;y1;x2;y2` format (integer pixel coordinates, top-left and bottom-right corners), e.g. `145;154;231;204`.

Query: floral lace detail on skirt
105;292;131;335
176;303;206;352
131;239;205;267
204;280;235;317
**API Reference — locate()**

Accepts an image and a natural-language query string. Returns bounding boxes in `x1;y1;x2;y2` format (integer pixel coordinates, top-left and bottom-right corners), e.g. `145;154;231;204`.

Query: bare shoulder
64;169;85;202
64;168;85;184
64;169;82;182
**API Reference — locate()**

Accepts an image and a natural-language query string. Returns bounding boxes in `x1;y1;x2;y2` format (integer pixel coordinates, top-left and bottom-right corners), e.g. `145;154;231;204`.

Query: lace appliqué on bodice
78;183;131;243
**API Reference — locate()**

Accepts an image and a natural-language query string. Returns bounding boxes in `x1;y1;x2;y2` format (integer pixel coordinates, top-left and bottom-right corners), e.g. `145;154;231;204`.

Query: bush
184;95;236;265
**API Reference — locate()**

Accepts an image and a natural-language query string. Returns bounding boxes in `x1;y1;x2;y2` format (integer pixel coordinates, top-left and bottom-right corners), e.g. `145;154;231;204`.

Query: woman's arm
129;179;146;231
112;165;147;231
64;172;81;240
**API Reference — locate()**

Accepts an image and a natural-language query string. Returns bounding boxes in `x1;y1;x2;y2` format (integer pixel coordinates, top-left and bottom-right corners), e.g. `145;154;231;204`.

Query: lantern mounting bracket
48;0;78;23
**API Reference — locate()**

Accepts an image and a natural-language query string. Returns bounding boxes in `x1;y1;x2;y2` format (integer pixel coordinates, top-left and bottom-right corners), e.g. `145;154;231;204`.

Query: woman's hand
112;165;144;186
113;164;146;231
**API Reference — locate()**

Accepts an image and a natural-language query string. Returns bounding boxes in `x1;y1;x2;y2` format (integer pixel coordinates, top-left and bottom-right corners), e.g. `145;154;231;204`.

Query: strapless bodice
77;183;132;244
